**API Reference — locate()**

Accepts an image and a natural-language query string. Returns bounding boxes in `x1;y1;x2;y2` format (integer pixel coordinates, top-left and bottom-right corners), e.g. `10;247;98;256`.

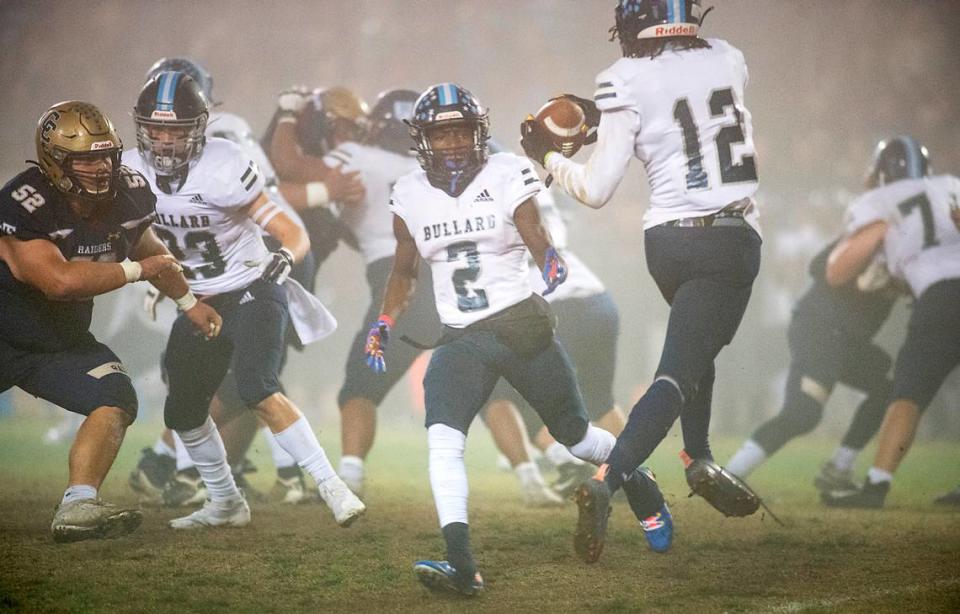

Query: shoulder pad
593;61;639;112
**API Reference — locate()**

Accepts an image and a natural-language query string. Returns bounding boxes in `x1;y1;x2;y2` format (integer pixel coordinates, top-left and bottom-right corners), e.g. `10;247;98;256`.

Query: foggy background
1;0;958;440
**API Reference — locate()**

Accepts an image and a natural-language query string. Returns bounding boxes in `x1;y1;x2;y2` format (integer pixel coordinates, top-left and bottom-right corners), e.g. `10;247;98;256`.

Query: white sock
545;441;583;467
867;467;893;484
272;417;336;485
830;446;858;473
62;485;97;505
339;455;364;483
152;437;176;458
177;417;241;503
172;431;195;472
428;424;469;527
567;425;616;466
726;439;767;478
514;461;546;487
263;426;296;469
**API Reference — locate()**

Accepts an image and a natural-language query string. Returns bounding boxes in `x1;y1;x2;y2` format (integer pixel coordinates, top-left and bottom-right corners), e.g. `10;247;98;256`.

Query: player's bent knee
164;400;209;432
546;413;589;448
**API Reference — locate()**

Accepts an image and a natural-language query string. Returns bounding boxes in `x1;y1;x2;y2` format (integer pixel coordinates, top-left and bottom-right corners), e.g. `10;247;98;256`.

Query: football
534;97;588;157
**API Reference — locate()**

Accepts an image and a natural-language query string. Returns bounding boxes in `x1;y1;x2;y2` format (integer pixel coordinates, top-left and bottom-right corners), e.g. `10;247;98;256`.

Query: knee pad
164;395;210;432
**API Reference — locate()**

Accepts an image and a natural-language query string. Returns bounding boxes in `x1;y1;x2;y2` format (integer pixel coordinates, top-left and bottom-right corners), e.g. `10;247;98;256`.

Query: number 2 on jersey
673;87;757;191
447;241;489;312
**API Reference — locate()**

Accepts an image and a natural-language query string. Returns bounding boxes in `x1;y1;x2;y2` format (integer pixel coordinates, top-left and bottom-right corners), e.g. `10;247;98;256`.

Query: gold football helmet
36;101;122;201
299;87;369;154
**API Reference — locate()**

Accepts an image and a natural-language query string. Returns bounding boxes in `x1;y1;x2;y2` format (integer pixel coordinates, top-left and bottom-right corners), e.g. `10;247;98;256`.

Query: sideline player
0;101;220;541
822;137;960;508
366;84;666;595
522;0;762;561
125;71;364;529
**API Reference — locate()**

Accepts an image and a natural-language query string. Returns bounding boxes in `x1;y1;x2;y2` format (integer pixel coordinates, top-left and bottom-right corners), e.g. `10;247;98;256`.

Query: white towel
283;278;337;345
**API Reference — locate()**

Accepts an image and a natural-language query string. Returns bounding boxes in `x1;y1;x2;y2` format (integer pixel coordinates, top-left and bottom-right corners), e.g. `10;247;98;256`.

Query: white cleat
318;476;366;527
51;498;143;543
168;497;250;530
341;474;365;499
520;480;566;508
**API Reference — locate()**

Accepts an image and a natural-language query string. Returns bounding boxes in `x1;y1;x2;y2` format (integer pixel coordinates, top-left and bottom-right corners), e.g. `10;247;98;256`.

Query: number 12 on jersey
673;87;757;191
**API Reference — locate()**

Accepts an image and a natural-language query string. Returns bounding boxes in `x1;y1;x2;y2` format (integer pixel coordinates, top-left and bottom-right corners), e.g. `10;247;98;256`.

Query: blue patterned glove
542;247;567;296
364;315;393;374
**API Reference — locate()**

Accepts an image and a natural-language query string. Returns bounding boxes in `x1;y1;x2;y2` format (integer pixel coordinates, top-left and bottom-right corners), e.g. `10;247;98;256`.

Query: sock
272;417;336;485
567;425;616;466
177;416;241;503
427;424;468;527
263;426;296;470
605;379;683;492
172;431;195;472
621;470;664;520
726;439;767;478
339;455;364;484
830;446;858;473
441;522;476;585
152;437;176;458
62;485;97;505
867;467;893;485
514;461;546;488
545;441;582;467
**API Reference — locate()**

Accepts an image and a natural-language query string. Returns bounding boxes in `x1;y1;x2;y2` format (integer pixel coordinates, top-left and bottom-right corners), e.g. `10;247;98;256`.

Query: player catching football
521;0;764;562
363;83;666;596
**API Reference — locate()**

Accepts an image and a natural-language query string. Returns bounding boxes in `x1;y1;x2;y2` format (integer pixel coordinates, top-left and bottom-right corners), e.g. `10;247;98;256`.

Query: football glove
277;86;310;114
520;117;559;169
143;286;165;321
260;247;295;284
364;317;392;374
541;246;567;296
552;93;600;144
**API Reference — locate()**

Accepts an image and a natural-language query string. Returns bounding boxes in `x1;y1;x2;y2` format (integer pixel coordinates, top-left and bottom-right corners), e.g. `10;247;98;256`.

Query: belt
659;199;753;228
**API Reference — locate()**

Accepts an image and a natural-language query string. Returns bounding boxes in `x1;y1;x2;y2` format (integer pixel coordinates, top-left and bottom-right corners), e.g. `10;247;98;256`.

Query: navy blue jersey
0;166;156;352
793;239;897;341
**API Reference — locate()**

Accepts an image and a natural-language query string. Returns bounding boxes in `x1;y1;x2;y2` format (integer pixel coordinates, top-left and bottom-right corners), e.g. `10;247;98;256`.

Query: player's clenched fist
363;315;393;374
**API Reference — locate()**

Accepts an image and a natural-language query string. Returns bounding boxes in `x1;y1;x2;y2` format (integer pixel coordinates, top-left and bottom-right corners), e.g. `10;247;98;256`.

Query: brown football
534;97;587;157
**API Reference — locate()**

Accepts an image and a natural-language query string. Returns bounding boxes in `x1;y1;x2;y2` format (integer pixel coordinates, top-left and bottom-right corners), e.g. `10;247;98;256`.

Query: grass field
1;414;958;613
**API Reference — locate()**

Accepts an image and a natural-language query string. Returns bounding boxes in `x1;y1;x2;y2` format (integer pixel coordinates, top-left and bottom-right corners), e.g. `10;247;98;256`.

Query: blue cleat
413;560;484;596
639;502;673;553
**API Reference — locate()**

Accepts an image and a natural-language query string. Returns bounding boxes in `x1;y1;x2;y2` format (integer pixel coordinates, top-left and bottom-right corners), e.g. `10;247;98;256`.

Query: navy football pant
605;224;761;487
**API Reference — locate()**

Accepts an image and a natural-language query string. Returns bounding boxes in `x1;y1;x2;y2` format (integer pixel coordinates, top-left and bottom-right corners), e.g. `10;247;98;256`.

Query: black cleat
552;461;597;499
821;479;890;509
573;465;612;564
128;448;176;505
934;487;960;506
682;451;760;518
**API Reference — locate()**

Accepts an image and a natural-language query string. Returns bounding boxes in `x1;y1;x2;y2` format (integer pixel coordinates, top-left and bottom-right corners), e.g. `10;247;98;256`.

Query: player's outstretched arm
0;235;179;301
132;228;222;339
514;198;567;294
826;221;888;287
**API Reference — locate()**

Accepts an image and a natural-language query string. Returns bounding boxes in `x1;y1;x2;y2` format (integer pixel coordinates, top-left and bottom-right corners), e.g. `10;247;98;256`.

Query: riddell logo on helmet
641;23;699;38
151;110;177;120
90;140;115;151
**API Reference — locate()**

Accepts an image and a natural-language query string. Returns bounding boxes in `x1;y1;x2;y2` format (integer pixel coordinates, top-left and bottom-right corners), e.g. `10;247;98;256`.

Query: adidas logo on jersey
474;189;494;203
189;194;213;206
239;291;255;305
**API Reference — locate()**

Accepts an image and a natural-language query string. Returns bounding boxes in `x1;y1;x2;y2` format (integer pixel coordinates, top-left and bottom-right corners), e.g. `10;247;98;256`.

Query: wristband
173;291;199;312
377;314;395;328
120;260;142;283
277;113;297;124
305;181;329;208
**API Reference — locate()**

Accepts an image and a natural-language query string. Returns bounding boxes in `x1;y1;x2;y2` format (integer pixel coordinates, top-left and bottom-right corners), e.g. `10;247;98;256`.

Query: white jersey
206;111;304;230
547;38;760;234
323;142;420;263
390;152;542;328
527;188;605;302
123;138;269;295
844;174;960;297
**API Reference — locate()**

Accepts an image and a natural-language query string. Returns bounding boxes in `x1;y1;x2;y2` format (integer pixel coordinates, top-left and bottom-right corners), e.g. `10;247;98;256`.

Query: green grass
1;415;959;613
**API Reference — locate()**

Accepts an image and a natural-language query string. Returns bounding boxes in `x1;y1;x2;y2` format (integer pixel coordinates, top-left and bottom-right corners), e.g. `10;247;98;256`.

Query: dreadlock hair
613;33;712;59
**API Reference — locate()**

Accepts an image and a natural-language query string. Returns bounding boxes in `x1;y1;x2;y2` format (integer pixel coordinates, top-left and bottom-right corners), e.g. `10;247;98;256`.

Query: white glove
143;286;166;321
277;86;309;113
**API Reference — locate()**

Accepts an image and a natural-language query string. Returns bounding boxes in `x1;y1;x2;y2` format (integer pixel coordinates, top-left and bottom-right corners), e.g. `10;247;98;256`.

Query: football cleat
551;461;596;499
168;497;250;530
413;560;484;596
271;473;314;504
128;448;176;505
821;480;890;509
233;472;269;504
317;476;366;527
573;464;613;564
520;479;566;508
162;468;207;507
814;461;857;494
682;452;760;517
934;487;960;506
51;498;143;543
640;503;674;553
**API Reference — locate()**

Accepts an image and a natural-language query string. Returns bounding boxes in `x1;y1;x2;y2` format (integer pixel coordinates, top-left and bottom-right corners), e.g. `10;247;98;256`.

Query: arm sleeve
545;107;638;208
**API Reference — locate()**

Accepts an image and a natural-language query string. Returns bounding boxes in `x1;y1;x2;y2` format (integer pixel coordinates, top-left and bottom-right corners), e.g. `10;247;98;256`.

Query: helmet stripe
667;0;675;22
155;71;181;112
901;136;921;178
678;0;686;22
